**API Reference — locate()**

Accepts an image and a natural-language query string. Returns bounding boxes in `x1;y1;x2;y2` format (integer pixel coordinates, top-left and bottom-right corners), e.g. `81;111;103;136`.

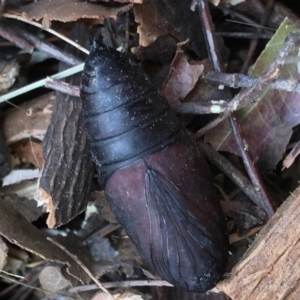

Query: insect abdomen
80;41;228;292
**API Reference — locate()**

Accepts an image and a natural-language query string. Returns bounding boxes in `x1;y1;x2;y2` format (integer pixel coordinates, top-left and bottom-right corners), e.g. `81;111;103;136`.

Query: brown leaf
10;140;44;168
134;0;206;57
1;193;43;222
0;196;96;283
13;0;132;26
161;51;204;104
205;20;300;172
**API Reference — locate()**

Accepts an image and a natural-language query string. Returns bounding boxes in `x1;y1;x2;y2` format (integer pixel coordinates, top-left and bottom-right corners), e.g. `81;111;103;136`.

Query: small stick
47;237;114;299
229;114;275;216
45;78;80;97
0;22;34;53
204;71;300;94
18;28;83;66
68;280;173;294
216;32;273;39
194;0;275;216
240;0;275;73
197;140;261;207
3;13;89;55
194;114;225;138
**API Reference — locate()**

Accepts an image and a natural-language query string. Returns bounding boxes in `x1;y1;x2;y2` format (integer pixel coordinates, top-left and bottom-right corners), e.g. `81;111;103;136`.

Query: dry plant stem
204;71;300;94
283;140;300;169
17;28;83;66
197;140;261;206
225;32;300;113
198;0;223;73
229;115;275;216
229;225;264;244
218;6;263;28
197;0;275;216
69;280;173;294
3;13;89;55
216;32;273;39
47;237;114;299
45;78;80;97
172;102;224;114
83;223;121;241
194;114;225;138
0;22;34;52
240;0;275;73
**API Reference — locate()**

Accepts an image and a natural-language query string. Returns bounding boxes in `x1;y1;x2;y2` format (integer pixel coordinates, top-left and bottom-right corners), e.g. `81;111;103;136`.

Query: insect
80;40;228;292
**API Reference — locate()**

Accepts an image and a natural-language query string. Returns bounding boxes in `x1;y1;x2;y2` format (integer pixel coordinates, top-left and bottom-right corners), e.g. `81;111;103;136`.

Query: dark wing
145;168;226;292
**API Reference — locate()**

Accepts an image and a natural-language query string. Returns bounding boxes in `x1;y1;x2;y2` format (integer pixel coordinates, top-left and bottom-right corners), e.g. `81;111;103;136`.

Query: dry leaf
14;0;132;26
161;52;204;104
134;0;206;57
1;193;43;222
39;266;72;294
0;196;98;283
11;140;44;168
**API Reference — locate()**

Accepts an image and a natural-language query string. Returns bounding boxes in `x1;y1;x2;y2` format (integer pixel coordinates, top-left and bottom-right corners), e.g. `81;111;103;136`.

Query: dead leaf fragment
11;140;44;168
14;0;133;26
39;266;72;294
218;185;300;299
161;52;204;104
0;196;97;283
1;193;43;222
0;59;19;95
283;140;300;168
134;0;206;57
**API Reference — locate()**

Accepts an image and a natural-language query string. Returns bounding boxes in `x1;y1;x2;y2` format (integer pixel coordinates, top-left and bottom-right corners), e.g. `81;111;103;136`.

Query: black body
80;41;228;292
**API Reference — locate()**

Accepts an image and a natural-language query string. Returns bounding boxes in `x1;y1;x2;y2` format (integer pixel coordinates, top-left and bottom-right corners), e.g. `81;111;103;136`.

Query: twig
45;78;80;97
197;140;261;206
229;115;275;216
229;225;264;244
68;280;173;294
194;114;225;138
204;71;300;94
216;32;273;39
194;0;275;217
3;13;89;55
240;0;275;73
47;237;114;300
0;22;34;52
0;63;84;103
225;32;300;114
282;140;300;169
18;27;83;66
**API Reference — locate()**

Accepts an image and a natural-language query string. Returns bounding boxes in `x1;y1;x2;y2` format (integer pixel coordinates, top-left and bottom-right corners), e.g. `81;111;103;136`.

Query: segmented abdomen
80;41;228;292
